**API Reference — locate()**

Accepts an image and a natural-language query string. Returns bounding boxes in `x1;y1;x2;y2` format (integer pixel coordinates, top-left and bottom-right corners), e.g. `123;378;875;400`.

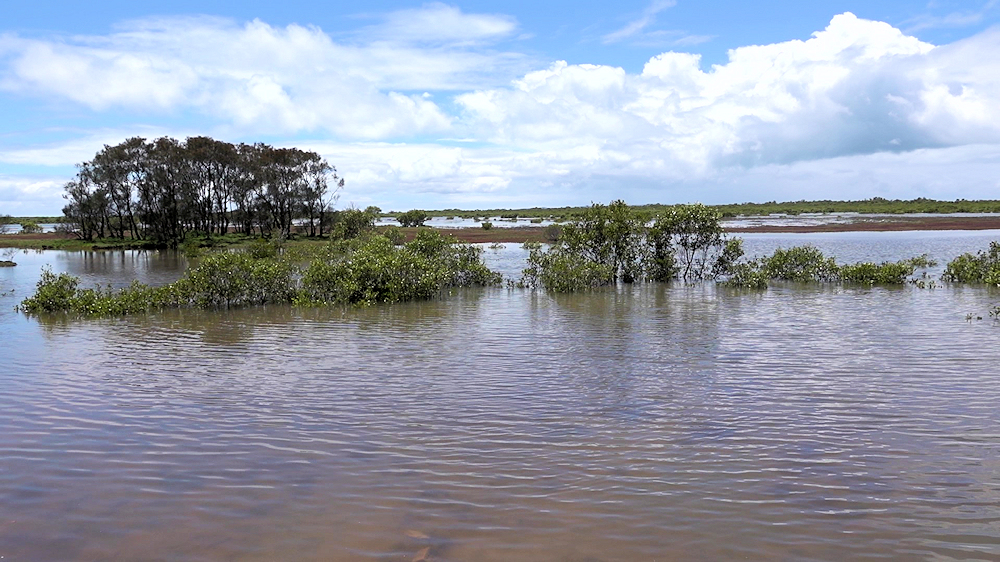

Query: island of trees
61;136;344;245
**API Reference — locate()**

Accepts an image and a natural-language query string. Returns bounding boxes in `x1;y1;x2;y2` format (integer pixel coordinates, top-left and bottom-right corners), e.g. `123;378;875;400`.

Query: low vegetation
413;197;1000;221
520;201;743;290
396;209;429;227
942;242;1000;285
19;231;501;316
517;201;938;292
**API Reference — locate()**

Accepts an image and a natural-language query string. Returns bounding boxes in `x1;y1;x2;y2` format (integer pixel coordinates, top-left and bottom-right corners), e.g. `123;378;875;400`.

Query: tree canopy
62;136;344;245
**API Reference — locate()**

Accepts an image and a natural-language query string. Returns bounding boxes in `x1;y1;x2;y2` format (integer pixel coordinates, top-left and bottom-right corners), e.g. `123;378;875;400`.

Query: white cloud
903;0;999;32
602;0;677;44
360;2;518;46
459;13;1000;173
3;11;1000;214
0;6;529;139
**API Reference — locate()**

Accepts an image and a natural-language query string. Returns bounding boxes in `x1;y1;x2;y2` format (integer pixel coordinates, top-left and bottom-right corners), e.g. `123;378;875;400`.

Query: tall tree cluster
62;137;344;244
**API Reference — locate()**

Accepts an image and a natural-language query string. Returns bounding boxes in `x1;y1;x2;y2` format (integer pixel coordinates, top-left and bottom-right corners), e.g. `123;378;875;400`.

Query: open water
2;231;1000;561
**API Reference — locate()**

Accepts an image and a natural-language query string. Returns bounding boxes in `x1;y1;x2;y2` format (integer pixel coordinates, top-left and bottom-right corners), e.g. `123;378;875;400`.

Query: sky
2;1;999;215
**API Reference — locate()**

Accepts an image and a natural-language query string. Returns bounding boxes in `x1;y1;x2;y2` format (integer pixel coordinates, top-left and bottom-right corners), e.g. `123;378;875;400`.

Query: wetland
2;225;1000;560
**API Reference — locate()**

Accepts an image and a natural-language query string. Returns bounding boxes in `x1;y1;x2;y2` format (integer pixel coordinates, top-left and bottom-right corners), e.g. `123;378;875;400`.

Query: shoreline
4;215;1000;249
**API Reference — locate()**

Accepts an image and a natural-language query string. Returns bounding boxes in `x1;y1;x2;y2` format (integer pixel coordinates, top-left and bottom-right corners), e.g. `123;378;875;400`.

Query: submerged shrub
397;209;429;227
762;246;839;282
179;251;297;307
838;261;915;285
943;242;1000;285
521;243;614;292
21;232;500;316
522;200;739;291
19;268;79;313
723;260;769;289
648;203;727;281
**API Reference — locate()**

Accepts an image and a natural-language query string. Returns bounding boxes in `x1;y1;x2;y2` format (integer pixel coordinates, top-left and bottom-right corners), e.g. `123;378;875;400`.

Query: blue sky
2;1;999;214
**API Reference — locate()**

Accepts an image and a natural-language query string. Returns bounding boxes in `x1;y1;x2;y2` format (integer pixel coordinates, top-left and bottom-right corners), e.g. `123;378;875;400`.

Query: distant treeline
62;137;343;245
415;198;1000;220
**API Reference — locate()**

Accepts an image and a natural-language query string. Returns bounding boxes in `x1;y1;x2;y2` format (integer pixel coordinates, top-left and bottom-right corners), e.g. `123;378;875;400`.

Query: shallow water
2;233;1000;561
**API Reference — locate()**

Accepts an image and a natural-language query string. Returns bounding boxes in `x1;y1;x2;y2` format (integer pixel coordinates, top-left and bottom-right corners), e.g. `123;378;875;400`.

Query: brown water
2;238;1000;561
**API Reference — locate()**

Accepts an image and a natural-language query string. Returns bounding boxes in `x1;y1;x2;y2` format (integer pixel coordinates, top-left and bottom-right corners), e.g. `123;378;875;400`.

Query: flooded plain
2;231;1000;561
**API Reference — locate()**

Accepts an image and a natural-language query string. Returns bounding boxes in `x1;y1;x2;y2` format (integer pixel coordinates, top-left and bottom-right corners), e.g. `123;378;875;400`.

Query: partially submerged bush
838;261;915;285
522;200;740;291
762;246;839;282
520;242;614;292
722;245;926;289
397;209;429;227
21;231;501;316
943;242;1000;285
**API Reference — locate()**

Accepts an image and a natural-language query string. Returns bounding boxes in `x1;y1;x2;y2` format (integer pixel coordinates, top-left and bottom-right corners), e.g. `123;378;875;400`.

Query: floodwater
2;232;1000;561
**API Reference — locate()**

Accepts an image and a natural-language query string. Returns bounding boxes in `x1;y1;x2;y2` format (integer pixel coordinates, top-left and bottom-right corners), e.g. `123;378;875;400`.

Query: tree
397;209;429;227
60;136;343;246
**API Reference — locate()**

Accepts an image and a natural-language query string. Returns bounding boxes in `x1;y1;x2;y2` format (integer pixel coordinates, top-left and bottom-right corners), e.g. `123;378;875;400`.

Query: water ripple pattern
2;245;1000;561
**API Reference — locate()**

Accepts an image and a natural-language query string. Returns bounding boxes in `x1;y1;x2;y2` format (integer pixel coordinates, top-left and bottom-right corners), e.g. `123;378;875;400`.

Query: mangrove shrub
20;231;501;316
521;201;741;291
943;242;1000;285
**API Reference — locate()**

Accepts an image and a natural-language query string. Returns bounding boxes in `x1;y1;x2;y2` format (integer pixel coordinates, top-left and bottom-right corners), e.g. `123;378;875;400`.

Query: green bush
397;209;429;227
21;231;502;316
382;225;404;245
762;246;839;282
521;243;614;292
19;220;42;234
943;242;1000;285
839;261;915;285
481;221;493;230
522;200;738;290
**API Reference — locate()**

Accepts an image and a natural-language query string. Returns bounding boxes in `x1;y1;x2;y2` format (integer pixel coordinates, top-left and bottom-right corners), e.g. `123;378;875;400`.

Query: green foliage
648;203;725;281
330;206;380;240
522;201;738;291
382;225;404;245
520;243;614;292
943;242;1000;285
397;209;429;227
762;246;839;281
543;224;561;242
21;231;500;316
18;221;42;234
558;200;646;283
838;261;916;285
19;268;80;312
178;251;297;307
723;261;769;289
717;245;926;289
299;236;443;305
481;221;493;230
61;136;342;244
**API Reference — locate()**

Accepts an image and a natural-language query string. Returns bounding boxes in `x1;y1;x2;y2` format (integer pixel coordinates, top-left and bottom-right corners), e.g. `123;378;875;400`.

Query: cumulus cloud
459;13;1000;173
0;6;528;139
3;11;1000;213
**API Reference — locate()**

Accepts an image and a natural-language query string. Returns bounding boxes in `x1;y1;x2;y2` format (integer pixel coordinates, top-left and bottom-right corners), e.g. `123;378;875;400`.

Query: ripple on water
2;281;1000;560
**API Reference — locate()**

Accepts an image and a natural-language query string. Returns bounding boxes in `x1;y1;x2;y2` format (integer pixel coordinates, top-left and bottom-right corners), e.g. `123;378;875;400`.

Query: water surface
2;233;1000;561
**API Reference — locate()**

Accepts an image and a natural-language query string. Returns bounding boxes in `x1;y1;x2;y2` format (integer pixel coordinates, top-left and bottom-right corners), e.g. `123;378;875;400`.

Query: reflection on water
2;237;1000;560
